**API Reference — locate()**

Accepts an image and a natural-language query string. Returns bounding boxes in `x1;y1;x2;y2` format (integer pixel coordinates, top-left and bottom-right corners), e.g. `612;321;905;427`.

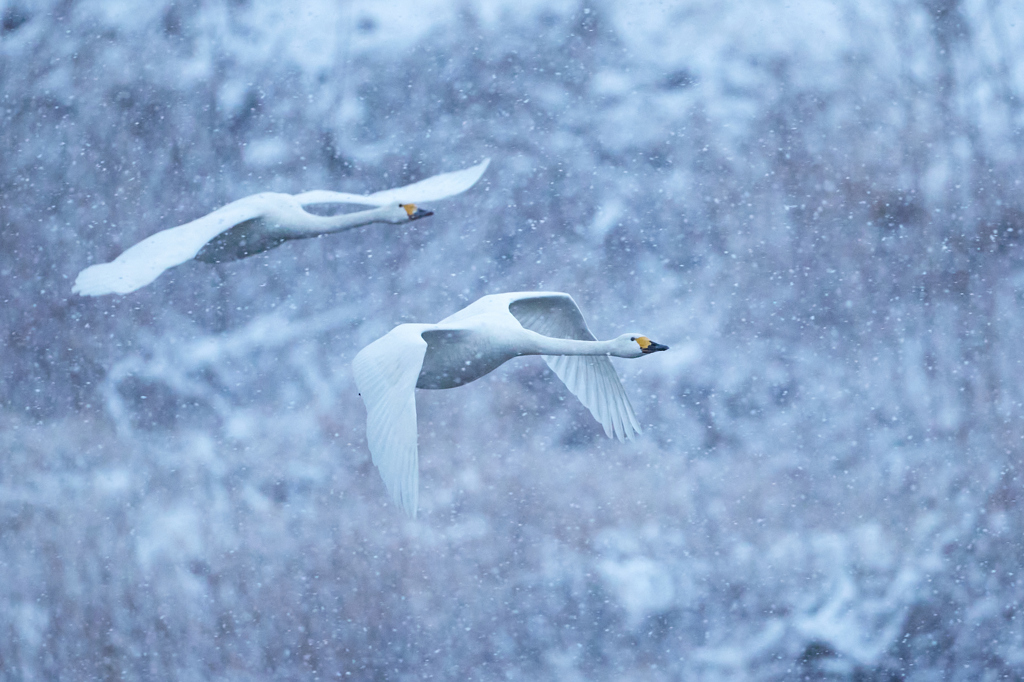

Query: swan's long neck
523;333;620;357
294;205;398;236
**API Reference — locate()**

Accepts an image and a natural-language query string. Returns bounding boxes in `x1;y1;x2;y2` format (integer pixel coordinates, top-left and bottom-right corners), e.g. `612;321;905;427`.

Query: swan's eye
630;337;636;341
402;204;418;217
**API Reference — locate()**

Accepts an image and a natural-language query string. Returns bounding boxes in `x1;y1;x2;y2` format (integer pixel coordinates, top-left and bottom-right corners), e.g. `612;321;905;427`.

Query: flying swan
353;291;669;517
72;159;490;296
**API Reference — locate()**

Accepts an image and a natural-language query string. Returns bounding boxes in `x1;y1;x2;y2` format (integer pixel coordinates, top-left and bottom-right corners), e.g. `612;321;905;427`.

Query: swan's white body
353;292;668;517
73;159;490;296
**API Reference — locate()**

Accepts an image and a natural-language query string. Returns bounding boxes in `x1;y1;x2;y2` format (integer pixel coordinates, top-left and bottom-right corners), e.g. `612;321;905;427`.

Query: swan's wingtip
616;423;642;442
71;270;103;297
463;157;490;181
464;157;491;183
71;267;131;297
397;490;418;518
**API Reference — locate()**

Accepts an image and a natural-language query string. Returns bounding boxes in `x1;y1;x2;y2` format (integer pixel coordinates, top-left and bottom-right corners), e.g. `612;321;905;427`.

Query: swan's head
378;203;433;224
401;203;433;221
615;334;669;358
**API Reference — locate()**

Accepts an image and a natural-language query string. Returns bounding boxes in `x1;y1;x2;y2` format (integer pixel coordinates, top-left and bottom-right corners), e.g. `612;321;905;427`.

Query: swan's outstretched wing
72;198;264;296
508;293;642;441
542;353;642;441
353;324;429;518
295;159;490;207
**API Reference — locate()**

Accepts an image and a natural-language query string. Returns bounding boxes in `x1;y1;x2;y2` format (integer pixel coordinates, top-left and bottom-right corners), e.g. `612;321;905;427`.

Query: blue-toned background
2;0;1023;678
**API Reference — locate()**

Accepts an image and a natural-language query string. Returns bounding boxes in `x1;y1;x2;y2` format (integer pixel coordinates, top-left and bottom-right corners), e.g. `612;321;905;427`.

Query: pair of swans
72;159;668;518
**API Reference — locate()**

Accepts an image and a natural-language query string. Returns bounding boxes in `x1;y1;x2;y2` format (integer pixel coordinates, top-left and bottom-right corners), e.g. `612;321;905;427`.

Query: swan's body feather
353;291;667;517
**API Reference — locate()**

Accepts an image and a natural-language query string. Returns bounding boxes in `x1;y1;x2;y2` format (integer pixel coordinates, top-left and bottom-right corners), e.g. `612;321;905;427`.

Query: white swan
353;291;669;517
72;159;490;296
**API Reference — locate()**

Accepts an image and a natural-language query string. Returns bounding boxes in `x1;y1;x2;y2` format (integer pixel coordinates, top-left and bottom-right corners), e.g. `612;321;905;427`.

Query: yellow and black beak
637;336;669;354
402;204;433;221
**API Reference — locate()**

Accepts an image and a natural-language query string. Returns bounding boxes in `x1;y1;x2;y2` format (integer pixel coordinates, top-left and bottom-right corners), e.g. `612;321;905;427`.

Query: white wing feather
543;355;641;441
508;293;641;441
295;159;490;207
71;198;263;296
352;325;429;518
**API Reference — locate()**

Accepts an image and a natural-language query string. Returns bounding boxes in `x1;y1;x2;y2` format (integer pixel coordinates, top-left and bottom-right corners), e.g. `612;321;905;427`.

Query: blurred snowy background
3;0;1024;679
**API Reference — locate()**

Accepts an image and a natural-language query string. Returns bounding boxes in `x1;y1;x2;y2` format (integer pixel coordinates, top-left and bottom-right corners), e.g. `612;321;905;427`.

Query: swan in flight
353;292;669;517
72;159;490;296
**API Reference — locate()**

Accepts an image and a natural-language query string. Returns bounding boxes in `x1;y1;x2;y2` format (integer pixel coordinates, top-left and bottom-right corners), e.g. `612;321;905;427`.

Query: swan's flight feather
352;325;430;518
543;354;641;440
294;158;490;207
